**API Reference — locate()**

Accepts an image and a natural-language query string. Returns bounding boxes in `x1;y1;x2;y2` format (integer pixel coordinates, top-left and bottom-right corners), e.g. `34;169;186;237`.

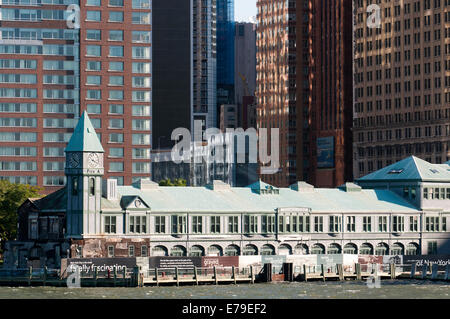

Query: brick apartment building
0;0;152;193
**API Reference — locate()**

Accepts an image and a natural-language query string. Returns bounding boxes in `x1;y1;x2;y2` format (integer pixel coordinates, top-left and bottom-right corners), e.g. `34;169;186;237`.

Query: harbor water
0;280;448;299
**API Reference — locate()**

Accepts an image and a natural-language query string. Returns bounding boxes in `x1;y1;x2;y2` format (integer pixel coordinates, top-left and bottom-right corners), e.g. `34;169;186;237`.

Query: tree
0;180;42;251
158;178;187;187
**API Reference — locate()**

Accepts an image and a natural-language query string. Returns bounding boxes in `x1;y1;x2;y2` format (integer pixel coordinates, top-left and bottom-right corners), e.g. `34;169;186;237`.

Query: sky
234;0;257;23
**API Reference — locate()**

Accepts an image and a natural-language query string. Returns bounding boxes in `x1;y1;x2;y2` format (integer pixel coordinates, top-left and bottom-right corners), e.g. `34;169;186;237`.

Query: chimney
102;179;118;200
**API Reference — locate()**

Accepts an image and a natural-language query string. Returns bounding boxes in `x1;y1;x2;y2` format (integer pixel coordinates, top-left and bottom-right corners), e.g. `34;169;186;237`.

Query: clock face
87;153;100;168
134;199;142;208
69;153;80;168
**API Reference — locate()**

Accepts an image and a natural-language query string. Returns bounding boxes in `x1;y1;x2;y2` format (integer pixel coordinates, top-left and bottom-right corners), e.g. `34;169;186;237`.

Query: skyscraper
256;0;310;187
308;0;354;187
353;0;450;178
193;0;217;131
0;0;152;193
217;0;235;127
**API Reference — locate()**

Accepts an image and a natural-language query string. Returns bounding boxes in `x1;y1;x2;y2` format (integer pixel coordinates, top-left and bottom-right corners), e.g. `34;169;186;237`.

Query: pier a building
3;113;450;269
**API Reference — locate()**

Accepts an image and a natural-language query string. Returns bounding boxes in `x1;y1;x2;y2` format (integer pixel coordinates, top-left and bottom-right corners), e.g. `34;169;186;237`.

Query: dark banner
202;256;239;268
402;255;450;270
64;258;137;275
148;257;202;269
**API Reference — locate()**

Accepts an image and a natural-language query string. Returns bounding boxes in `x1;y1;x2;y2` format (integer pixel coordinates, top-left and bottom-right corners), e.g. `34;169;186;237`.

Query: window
109;148;123;158
107;245;114;257
132;105;151;116
132;12;151;24
72;177;78;196
378;216;388;232
392;216;404;232
427;241;438;255
109;61;123;71
346;216;355;232
132;0;151;9
132;31;151;43
86;75;101;85
155;216;165;233
132;91;151;102
141;245;148;257
244;215;258;234
87;0;101;6
109;11;124;22
109;0;123;6
228;216;239;233
109;162;123;172
172;215;186;234
87;104;101;114
129;216;146;234
425;217;440;232
132;47;151;59
109;46;123;57
329;216;341;233
86;29;101;41
192;216;203;234
89;178;95;196
314;216;323;232
109;76;124;86
210;216;220;234
86;11;101;21
261;215;275;233
363;216;372;232
86;61;101;71
104;216;116;234
108;90;123;100
109;30;123;41
128;245;135;257
410;216;418;232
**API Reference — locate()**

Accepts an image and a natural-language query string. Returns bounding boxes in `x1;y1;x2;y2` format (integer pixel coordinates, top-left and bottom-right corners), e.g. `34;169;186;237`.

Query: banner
148;256;202;269
64;258;136;276
202;256;239;268
403;255;450;270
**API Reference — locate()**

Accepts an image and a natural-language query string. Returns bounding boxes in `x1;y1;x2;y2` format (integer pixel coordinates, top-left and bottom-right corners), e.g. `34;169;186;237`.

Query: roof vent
338;182;362;192
388;169;404;174
290;181;315;192
134;179;159;190
102;179;118;200
429;169;439;174
207;180;231;191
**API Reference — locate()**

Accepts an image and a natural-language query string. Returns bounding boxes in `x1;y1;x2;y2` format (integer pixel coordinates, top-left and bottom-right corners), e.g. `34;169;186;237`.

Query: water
0;280;448;299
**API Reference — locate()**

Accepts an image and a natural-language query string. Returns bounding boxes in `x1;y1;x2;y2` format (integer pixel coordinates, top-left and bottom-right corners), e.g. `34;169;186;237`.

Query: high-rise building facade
308;0;353;187
0;0;152;193
217;0;235;127
256;0;306;187
353;0;450;179
256;0;354;188
235;22;256;128
193;0;217;131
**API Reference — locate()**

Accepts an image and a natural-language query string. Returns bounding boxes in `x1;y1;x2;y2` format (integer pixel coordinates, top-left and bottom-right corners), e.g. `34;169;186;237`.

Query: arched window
327;243;342;254
406;242;419;255
261;244;275;255
311;243;325;255
189;245;205;257
152;245;168;256
72;177;78;196
343;243;358;254
89;178;95;196
390;243;404;255
207;245;223;256
225;245;240;256
375;243;389;256
360;243;373;255
294;244;308;255
170;245;186;257
278;244;292;255
243;244;258;256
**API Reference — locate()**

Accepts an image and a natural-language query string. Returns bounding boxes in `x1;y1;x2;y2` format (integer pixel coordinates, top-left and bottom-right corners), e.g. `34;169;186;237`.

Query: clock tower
65;111;105;238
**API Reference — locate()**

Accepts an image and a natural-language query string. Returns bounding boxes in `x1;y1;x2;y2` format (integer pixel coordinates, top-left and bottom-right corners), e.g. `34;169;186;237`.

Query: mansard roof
65;111;104;153
357;156;450;183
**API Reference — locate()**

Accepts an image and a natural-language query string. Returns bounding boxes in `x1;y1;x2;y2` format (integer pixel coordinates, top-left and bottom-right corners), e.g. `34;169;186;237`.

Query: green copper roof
115;184;418;213
65;111;104;153
357;156;450;182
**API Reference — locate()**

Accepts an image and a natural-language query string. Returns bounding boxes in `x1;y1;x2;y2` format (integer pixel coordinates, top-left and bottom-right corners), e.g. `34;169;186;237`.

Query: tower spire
65;111;104;153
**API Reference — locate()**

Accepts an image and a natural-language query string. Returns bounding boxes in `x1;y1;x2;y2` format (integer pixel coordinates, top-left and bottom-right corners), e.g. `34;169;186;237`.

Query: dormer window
388;168;403;174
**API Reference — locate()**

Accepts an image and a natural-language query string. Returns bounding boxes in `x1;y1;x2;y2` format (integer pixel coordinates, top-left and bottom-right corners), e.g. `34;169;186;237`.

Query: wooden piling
321;264;325;282
194;267;198;285
250;265;254;284
356;263;361;280
445;264;450;281
232;266;236;284
410;263;416;278
421;264;428;279
431;264;438;280
214;266;218;285
303;264;308;282
43;266;47;286
390;263;396;279
175;267;179;286
155;267;159;286
28;266;32;286
114;268;117;287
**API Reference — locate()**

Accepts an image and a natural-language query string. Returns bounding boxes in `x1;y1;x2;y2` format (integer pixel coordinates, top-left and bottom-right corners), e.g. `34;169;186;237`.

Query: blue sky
235;0;257;22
